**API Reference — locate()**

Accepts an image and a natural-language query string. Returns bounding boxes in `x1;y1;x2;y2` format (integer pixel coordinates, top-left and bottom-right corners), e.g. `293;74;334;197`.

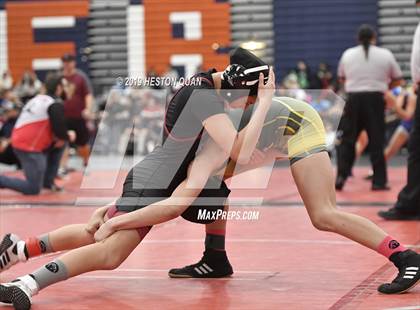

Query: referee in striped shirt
335;24;403;191
380;0;420;220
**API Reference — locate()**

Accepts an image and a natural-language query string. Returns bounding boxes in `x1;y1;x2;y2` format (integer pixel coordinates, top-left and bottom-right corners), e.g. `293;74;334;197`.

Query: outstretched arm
94;140;229;241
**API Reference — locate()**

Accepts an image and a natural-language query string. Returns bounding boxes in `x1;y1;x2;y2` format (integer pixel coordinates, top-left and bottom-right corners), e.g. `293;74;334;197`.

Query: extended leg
0;204;112;273
0;224;96;273
384;128;408;161
0;228;149;310
291;151;420;294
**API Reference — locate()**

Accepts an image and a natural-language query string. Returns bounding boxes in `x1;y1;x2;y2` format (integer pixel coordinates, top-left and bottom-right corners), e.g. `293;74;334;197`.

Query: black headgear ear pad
221;63;269;90
221;64;248;89
220;63;269;102
230;47;269;92
220;47;270;102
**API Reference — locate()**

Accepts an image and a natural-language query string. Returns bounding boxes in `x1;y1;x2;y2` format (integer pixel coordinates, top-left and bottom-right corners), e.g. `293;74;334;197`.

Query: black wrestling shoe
364;172;373;181
372;183;391;191
168;249;233;278
378;250;420;294
378;207;420;221
0;281;32;310
43;183;63;192
335;175;346;191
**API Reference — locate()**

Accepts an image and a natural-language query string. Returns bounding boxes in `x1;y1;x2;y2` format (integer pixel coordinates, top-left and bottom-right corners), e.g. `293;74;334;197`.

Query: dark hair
358;24;376;59
44;72;64;96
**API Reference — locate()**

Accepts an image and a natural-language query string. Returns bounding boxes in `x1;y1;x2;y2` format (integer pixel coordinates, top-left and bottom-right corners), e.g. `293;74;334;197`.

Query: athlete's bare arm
94;140;229;241
204;68;275;165
395;92;417;120
385;90;417;121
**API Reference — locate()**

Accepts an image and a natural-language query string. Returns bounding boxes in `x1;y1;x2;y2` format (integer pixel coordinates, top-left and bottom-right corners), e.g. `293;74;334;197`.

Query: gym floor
0;164;419;309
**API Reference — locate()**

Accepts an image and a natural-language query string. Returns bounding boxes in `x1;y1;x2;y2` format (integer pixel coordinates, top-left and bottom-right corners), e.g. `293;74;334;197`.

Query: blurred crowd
0;44;417;197
95;88;164;156
0;70;43;169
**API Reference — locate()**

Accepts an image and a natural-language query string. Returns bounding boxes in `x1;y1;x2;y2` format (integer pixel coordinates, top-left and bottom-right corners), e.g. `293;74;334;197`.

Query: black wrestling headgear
220;47;269;102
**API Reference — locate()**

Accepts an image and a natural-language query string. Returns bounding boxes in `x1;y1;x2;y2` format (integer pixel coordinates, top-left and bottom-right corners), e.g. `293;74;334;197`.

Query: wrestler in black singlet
115;69;230;224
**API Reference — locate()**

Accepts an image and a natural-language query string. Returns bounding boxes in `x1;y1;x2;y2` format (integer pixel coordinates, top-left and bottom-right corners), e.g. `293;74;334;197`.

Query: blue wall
273;0;378;81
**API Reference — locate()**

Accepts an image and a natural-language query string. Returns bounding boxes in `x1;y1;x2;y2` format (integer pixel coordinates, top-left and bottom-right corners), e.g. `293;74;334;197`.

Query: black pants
395;90;420;214
66;118;90;146
336;92;387;186
0;145;19;166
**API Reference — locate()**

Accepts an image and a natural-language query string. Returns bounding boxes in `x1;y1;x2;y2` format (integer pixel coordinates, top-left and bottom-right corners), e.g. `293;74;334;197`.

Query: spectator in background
383;86;417;160
355;85;417;178
0;74;74;195
281;74;307;101
335;24;403;191
0;88;21;110
136;92;164;155
101;89;132;154
15;70;42;104
293;60;311;89
379;0;420;220
0;102;20;167
0;70;13;91
313;62;333;89
0;88;9;107
60;53;94;173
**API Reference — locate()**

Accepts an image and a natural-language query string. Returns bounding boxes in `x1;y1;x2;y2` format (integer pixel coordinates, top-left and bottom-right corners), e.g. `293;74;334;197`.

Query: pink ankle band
377;236;406;258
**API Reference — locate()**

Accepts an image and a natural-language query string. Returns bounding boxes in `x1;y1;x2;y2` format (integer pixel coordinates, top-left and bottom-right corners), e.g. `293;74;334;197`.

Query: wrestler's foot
0;279;33;310
168;249;233;278
378;250;420;294
335;175;346;191
0;234;27;272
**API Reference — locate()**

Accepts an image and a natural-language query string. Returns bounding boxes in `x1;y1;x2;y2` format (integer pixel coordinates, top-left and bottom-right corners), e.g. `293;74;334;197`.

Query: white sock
15;275;39;296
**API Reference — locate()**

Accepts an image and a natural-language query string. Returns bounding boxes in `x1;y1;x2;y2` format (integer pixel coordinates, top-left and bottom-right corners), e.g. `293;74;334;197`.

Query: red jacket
12;95;57;152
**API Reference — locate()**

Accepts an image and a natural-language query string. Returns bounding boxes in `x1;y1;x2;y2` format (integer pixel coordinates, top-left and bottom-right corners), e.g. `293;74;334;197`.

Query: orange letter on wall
144;0;230;76
6;1;88;80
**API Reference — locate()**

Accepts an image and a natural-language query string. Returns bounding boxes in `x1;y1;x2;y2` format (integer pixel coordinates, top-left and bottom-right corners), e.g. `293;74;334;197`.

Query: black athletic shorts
66;117;90;146
115;154;230;224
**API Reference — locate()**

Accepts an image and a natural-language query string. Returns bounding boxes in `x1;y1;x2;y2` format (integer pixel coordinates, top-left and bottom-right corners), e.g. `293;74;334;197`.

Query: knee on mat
22;184;42;195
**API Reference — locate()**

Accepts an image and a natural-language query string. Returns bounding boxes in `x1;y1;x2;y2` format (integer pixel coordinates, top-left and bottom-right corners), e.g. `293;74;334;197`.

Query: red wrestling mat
0;206;418;310
0;166;407;206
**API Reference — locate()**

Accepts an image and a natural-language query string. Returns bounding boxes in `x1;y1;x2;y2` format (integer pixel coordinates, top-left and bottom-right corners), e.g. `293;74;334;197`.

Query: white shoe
0;234;27;272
